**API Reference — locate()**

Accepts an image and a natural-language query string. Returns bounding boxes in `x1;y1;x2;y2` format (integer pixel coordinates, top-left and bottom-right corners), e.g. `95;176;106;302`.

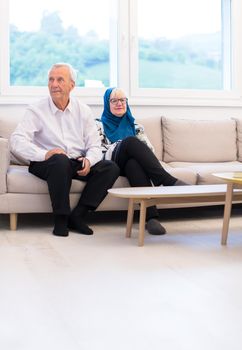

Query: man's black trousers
29;154;119;215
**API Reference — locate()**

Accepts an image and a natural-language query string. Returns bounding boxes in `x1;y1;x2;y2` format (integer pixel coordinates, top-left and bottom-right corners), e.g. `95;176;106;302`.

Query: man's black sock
53;215;69;237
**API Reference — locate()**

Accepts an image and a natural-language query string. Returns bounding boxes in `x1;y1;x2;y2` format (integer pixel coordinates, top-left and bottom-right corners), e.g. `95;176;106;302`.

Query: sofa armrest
0;138;10;194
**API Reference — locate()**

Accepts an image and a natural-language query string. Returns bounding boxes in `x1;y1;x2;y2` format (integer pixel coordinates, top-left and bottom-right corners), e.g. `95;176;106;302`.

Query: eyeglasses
109;98;128;105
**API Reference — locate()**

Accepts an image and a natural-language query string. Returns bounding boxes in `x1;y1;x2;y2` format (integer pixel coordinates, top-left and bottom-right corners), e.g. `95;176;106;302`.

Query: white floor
1;207;242;350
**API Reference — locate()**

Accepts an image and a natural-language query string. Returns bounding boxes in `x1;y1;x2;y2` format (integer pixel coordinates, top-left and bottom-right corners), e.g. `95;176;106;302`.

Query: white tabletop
108;184;230;199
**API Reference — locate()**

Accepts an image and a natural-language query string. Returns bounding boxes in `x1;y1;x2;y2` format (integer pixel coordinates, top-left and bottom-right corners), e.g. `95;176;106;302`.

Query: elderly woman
96;87;187;236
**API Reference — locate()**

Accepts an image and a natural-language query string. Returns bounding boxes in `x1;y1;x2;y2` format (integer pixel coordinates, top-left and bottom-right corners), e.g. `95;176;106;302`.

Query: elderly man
10;63;119;237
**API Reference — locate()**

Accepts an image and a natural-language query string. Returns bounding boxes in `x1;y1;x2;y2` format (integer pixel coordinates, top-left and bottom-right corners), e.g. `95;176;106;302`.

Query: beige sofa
1;114;242;230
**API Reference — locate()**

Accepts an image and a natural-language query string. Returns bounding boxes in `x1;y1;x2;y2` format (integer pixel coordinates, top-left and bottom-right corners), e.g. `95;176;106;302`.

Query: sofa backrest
161;117;237;162
3;113;242;164
0;115;24;139
136;116;163;160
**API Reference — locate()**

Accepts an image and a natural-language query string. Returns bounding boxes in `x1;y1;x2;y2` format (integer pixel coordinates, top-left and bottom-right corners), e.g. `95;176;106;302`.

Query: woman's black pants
112;136;177;220
29;154;120;215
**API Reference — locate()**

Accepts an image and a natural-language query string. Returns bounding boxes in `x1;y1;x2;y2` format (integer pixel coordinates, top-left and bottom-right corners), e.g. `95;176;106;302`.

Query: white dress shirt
10;96;102;166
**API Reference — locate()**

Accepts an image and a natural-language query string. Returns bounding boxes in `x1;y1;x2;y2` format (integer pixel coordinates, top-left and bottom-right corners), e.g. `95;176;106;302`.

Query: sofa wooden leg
10;213;18;230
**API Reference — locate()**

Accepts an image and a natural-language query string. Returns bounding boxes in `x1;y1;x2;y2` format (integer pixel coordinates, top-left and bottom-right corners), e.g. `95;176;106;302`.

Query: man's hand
77;157;91;177
45;148;67;160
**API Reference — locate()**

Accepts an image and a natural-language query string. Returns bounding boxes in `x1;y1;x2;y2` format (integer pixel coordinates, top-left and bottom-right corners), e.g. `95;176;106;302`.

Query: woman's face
109;90;127;117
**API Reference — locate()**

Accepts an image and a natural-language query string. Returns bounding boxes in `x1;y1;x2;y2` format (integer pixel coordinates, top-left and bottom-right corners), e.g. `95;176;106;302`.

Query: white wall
1;103;242;121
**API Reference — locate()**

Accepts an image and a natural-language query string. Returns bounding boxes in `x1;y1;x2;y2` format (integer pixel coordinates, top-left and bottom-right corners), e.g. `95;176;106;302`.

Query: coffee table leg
138;200;146;247
126;199;135;238
221;182;233;245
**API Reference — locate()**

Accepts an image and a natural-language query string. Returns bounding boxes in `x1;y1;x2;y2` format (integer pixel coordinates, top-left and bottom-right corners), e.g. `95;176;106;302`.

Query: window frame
0;0;242;106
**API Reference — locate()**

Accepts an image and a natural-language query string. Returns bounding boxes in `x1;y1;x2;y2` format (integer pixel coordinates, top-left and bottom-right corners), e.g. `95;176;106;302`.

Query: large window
9;0;117;88
137;0;227;90
0;0;242;105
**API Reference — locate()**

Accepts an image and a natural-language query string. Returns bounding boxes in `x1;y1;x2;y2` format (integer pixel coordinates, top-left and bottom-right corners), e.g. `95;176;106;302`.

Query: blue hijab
101;87;135;143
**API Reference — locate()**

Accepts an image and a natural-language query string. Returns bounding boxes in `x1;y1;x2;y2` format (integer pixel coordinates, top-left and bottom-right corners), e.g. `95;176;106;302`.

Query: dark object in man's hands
71;157;84;170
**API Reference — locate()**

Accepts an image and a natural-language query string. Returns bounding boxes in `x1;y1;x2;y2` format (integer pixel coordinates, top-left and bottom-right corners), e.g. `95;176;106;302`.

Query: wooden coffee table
108;184;242;246
213;172;242;245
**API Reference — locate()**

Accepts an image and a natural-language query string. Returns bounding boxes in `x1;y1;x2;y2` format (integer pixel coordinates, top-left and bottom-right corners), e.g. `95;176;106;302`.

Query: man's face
48;66;75;104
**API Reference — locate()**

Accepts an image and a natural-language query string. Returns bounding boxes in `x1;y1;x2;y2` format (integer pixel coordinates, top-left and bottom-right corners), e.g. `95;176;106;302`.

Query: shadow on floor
1;204;242;230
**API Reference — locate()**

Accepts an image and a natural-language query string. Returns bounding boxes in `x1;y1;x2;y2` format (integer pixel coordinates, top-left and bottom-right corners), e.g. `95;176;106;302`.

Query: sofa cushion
136;116;163;160
0;115;23;139
169;161;242;184
7;165;86;194
0;138;10;194
162;117;237;162
7;165;132;195
160;161;197;184
0;115;29;165
234;118;242;161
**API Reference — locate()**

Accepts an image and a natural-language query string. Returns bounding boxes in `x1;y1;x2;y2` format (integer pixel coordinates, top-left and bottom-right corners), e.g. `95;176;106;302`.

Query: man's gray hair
48;63;77;82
